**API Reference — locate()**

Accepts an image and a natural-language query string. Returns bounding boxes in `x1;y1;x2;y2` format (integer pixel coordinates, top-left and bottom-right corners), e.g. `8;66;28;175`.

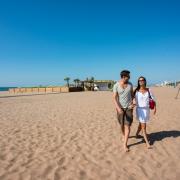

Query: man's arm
113;92;123;114
131;85;134;99
130;84;136;108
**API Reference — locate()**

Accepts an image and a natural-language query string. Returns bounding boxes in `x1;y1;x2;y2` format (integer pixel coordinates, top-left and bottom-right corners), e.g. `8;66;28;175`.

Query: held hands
129;104;134;109
131;99;137;109
129;101;136;109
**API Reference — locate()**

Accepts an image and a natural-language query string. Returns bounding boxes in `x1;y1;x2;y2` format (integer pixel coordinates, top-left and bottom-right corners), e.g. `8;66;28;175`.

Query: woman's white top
135;89;156;122
135;89;155;108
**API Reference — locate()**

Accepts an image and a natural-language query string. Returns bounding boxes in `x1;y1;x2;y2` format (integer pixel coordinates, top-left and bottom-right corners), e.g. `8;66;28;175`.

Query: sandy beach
0;87;180;180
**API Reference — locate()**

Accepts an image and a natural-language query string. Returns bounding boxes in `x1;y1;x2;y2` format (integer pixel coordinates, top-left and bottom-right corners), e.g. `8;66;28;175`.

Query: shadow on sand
149;130;180;145
129;130;180;147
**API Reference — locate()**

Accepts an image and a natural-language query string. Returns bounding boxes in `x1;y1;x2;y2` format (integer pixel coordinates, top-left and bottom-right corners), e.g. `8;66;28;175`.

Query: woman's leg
140;123;152;149
136;122;141;137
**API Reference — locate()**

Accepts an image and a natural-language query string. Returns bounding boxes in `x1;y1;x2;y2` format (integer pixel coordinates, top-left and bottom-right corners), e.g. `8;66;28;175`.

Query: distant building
94;80;115;91
156;80;180;87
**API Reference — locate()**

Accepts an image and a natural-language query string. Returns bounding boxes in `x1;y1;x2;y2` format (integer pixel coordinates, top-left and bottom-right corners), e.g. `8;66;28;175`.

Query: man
113;70;134;152
175;83;180;99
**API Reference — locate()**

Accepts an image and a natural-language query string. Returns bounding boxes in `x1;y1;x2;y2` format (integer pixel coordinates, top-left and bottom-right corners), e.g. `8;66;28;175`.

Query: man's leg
123;109;133;151
124;124;130;152
117;112;125;141
120;124;125;142
121;123;125;135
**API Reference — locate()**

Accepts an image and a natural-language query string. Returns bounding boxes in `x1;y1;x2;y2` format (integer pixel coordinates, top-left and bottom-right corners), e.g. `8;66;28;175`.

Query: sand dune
0;87;180;180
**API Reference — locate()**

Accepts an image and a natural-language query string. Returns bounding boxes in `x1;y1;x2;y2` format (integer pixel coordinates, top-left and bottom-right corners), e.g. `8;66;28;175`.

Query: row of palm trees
64;77;95;90
64;77;70;87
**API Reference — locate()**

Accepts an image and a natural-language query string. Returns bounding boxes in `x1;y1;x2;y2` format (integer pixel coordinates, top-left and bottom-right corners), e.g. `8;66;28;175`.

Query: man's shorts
117;108;133;126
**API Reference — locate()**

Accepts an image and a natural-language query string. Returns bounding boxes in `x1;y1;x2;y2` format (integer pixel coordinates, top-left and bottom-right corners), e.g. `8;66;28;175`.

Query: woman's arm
129;83;136;108
149;89;156;101
132;87;137;106
149;88;157;114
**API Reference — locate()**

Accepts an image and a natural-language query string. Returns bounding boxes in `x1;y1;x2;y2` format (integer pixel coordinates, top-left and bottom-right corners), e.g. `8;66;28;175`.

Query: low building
94;80;115;91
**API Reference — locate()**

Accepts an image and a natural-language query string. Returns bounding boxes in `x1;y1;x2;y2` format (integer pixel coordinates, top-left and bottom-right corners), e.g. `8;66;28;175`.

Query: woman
133;76;156;149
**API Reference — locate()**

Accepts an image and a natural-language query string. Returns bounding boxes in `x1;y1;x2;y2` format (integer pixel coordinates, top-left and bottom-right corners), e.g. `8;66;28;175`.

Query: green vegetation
64;77;70;87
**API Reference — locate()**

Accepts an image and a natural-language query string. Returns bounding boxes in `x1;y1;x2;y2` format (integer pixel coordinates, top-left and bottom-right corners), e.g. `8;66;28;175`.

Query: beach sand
0;87;180;180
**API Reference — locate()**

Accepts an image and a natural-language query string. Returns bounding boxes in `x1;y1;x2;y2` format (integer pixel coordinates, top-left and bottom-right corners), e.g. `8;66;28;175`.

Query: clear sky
0;0;180;87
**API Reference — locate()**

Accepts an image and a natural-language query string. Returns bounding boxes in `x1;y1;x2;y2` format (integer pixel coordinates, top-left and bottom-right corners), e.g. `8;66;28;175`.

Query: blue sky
0;0;180;86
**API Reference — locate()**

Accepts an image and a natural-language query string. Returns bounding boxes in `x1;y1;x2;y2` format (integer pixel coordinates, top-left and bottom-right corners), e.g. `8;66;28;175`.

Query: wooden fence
9;86;70;93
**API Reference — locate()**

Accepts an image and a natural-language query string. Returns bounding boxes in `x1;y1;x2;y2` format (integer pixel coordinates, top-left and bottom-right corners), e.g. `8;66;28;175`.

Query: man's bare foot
146;144;153;149
122;136;125;142
124;146;130;152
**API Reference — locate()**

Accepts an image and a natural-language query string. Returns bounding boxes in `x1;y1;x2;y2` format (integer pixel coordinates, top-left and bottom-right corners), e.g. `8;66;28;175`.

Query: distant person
133;76;156;149
175;83;180;99
113;70;134;152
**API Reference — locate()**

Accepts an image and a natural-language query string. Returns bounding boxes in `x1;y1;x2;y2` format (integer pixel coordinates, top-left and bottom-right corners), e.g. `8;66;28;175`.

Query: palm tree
81;80;85;90
73;79;81;87
85;78;89;90
64;77;70;87
73;79;79;87
90;77;95;91
76;79;80;87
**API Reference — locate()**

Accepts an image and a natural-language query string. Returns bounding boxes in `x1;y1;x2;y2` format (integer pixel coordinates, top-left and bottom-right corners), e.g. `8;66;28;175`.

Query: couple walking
113;70;156;152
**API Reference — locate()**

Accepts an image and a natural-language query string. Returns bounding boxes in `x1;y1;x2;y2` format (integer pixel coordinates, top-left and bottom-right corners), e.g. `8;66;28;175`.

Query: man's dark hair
120;70;130;78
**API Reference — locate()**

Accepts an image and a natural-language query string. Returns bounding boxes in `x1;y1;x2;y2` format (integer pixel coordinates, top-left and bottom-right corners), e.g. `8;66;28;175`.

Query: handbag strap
147;88;152;99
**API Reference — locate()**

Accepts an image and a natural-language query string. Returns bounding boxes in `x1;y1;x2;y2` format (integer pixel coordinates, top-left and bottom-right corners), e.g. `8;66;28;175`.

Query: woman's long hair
133;76;147;96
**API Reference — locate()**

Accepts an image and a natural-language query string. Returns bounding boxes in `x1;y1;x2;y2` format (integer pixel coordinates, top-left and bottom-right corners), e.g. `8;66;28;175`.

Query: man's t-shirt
113;81;133;108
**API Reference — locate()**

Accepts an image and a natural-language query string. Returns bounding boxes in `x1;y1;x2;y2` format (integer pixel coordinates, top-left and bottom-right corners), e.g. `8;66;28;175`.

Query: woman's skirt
136;107;150;123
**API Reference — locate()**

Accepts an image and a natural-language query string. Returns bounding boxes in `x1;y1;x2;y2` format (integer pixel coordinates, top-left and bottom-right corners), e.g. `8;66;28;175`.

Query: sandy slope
0;87;180;180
